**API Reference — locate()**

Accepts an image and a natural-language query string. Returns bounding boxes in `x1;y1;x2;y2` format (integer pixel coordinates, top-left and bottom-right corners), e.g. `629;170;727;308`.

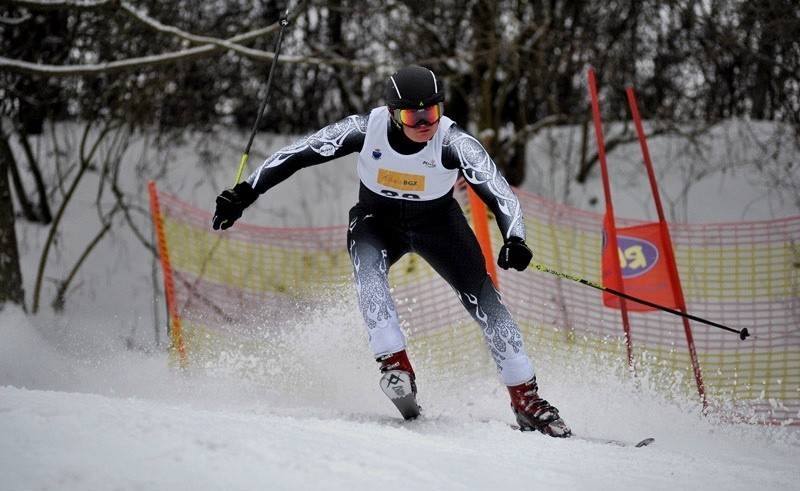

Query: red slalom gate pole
587;68;635;369
626;87;707;409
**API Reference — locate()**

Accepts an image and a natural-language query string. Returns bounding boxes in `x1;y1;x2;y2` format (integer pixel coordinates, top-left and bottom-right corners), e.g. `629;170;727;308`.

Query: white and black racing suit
246;106;535;385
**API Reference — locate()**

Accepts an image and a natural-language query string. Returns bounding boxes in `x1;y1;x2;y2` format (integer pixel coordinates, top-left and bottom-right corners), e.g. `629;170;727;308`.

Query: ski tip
635;437;656;447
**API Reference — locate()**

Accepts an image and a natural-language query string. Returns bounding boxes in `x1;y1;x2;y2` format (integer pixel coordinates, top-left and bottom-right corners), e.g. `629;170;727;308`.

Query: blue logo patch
603;232;660;279
372;148;382;160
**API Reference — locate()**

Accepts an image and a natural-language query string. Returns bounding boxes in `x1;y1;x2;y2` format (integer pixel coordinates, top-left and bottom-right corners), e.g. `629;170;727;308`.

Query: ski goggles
391;103;444;127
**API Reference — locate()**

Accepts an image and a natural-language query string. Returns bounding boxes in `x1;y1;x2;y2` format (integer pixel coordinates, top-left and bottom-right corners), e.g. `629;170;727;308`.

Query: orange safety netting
149;181;800;425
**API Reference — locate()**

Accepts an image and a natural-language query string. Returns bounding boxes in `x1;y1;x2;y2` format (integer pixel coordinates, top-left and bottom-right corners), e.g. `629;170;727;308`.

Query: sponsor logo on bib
377;169;425;191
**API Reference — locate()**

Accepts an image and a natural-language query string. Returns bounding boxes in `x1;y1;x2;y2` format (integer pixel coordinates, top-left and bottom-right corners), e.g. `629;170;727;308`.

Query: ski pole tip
740;328;750;340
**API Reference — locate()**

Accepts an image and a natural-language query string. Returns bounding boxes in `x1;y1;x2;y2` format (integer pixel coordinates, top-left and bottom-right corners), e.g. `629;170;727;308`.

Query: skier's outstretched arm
212;114;368;230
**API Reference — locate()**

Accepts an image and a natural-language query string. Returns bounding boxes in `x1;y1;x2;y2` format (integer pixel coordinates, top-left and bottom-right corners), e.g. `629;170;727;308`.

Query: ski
509;424;655;447
381;413;655;447
573;435;655;448
379;370;420;420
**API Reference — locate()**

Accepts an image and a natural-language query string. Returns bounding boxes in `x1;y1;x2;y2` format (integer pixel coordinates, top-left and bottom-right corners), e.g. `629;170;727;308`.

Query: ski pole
531;263;751;340
233;10;291;186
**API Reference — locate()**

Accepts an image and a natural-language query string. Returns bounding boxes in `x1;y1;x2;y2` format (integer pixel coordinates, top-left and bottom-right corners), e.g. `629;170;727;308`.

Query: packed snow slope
1;304;798;491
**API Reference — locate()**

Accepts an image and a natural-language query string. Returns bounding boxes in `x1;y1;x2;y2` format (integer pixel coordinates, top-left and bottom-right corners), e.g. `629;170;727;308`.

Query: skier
212;65;570;437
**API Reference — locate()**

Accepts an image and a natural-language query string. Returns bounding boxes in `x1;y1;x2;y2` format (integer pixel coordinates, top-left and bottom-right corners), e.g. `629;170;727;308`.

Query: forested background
1;0;798;312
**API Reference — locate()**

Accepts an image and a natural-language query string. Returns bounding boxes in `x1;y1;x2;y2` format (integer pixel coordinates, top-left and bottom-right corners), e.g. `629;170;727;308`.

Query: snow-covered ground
1;120;798;490
2;301;798;491
2;303;798;491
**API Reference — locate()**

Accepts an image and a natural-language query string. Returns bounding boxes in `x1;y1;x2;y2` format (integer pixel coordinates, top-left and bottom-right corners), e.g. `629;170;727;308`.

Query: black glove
497;236;533;271
212;181;257;230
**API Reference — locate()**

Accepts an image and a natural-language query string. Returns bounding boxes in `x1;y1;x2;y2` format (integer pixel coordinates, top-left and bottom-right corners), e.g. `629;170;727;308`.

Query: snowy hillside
1;303;798;490
2;120;799;490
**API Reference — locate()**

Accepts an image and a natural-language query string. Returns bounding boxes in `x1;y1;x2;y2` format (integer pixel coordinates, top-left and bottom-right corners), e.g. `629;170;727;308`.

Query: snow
2;304;798;490
2;120;799;490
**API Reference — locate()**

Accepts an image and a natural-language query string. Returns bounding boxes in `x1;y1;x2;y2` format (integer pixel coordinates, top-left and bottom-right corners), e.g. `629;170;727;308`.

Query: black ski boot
508;377;571;437
377;350;420;420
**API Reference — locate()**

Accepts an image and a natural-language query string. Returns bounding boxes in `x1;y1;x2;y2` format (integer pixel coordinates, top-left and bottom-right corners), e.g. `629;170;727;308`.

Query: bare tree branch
0;11;32;25
0;0;376;76
0;23;275;76
118;2;285;62
6;0;111;9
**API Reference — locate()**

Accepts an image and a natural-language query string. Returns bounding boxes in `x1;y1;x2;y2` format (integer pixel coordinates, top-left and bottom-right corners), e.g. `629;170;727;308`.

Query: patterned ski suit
247;106;535;385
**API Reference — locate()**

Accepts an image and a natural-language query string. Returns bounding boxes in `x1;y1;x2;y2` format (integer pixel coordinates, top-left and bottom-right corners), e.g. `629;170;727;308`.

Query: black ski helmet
385;65;445;109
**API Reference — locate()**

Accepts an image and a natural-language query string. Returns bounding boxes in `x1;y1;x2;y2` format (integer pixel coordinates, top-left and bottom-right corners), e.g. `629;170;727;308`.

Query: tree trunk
0;122;26;308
